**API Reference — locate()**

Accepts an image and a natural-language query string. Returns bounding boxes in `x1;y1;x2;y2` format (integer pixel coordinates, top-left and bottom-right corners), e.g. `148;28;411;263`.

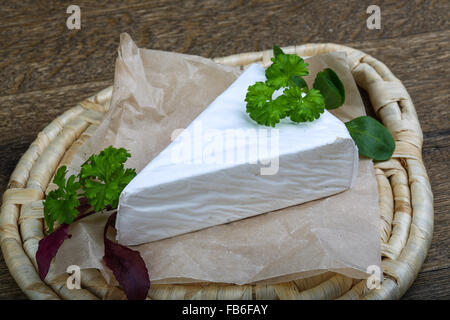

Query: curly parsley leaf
245;81;275;109
284;87;325;123
44;166;81;232
265;54;309;89
245;82;290;127
80;146;136;212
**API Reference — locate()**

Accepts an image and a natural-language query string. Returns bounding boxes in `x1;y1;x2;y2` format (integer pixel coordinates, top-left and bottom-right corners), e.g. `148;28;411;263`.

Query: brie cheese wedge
116;64;358;245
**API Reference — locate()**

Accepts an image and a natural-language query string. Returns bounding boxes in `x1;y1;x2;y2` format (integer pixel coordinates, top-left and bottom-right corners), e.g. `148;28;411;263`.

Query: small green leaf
345;116;395;161
313;68;345;110
290;75;308;89
273;45;284;58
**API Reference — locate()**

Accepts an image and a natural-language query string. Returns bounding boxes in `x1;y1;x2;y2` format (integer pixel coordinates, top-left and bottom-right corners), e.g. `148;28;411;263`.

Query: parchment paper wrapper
56;33;381;285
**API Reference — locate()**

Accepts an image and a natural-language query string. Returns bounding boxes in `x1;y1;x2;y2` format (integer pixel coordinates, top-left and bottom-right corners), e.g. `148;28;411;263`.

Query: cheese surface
116;64;358;245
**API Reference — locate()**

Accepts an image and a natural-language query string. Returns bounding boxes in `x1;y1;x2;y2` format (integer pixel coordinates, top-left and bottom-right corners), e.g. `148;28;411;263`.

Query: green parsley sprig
245;45;338;127
245;45;396;161
39;146;148;300
43;146;136;232
44;166;81;232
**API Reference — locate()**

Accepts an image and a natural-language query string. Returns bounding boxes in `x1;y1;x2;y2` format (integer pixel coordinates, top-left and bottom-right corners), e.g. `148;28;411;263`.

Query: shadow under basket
0;44;433;300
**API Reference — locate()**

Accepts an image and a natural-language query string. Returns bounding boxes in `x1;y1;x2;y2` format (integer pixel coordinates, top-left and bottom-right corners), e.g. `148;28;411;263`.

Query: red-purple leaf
36;223;71;280
102;213;150;300
75;197;91;217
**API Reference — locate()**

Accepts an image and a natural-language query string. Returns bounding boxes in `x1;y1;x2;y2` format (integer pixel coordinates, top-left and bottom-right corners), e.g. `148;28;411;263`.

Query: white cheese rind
116;64;359;245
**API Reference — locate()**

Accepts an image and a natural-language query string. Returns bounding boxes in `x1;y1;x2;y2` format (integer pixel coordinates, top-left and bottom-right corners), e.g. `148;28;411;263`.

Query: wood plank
402;267;450;300
420;133;450;272
2;0;449;36
0;80;111;146
0;0;449;95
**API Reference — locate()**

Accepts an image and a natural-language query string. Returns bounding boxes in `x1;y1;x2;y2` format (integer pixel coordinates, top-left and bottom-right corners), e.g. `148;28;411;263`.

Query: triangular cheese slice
116;64;358;245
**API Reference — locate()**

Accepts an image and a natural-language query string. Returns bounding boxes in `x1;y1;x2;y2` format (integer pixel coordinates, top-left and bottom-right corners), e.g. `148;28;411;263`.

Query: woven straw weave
0;44;433;300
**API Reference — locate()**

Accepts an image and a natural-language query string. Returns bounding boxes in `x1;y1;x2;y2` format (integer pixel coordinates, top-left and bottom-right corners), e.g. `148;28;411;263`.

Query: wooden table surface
0;0;448;300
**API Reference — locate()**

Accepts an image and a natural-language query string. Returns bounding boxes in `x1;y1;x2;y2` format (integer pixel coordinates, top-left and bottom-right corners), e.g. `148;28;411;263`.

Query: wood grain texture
0;0;448;300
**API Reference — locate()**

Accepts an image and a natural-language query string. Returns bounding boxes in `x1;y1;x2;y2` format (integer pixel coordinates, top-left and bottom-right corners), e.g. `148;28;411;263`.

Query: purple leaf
36;223;71;280
102;213;150;300
75;197;91;217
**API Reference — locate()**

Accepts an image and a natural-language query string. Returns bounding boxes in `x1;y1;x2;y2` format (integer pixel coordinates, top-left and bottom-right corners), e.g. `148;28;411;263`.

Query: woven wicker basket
0;43;433;300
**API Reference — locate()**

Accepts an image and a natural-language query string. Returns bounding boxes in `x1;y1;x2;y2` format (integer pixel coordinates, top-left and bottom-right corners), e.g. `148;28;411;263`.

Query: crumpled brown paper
68;33;241;173
55;33;381;285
